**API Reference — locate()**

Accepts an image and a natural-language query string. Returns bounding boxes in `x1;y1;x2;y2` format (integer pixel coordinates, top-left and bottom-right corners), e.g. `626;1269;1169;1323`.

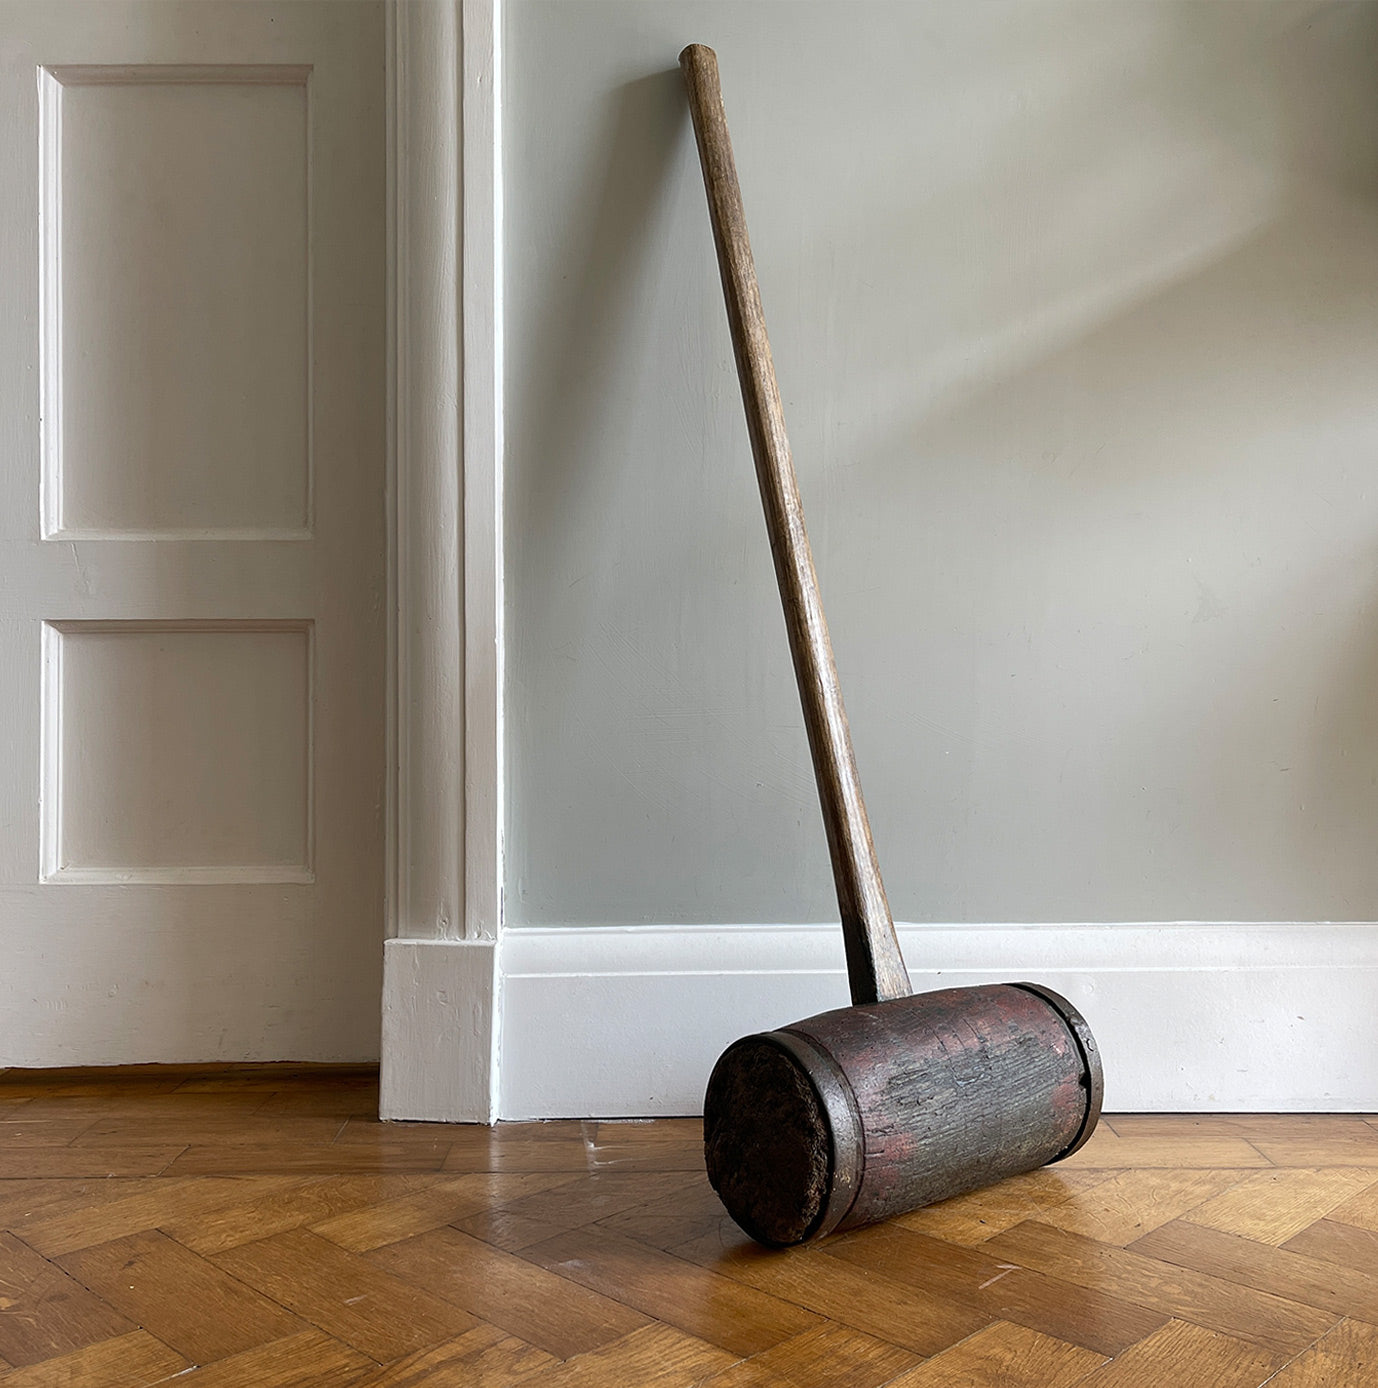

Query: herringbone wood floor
0;1068;1374;1386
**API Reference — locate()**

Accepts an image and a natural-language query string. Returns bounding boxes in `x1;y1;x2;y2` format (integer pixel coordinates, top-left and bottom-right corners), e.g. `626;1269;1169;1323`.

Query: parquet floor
0;1070;1375;1387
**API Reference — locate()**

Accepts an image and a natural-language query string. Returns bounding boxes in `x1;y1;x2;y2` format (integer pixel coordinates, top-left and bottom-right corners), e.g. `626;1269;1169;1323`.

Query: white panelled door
0;3;386;1061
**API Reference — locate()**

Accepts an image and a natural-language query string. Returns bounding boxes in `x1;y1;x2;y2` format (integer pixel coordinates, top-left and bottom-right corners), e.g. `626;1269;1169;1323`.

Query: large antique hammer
681;43;1104;1247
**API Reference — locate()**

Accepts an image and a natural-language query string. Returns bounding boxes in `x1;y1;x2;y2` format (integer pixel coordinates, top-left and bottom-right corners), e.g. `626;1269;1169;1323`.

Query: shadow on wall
843;3;1378;922
505;0;1378;927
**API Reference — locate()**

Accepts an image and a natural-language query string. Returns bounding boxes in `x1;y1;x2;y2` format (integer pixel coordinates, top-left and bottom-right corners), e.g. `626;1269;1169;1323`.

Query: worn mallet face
703;983;1102;1247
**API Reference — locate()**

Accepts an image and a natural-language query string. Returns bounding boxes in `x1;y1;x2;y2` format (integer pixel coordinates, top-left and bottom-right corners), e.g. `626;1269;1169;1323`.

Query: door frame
381;0;502;1122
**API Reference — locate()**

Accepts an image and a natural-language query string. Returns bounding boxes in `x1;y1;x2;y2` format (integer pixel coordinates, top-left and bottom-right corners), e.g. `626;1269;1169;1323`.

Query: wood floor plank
1263;1318;1378;1387
1180;1167;1378;1244
1105;1114;1377;1141
0;1330;188;1387
592;1179;733;1253
0;1119;99;1149
57;1229;304;1364
579;1122;705;1173
826;1221;1170;1357
454;1206;573;1253
0;1232;133;1368
1247;1135;1378;1168
695;1324;922;1388
1282;1216;1378;1276
163;1174;434;1256
891;1168;1109;1246
163;1142;449;1176
0;1178;162;1242
884;1321;1105;1388
674;1227;989;1358
1069;1318;1283;1387
345;1322;557;1387
1324;1177;1378;1233
985;1221;1337;1357
70;1114;346;1148
1029;1168;1251;1245
312;1172;570;1253
462;1170;698;1235
251;1085;380;1119
1054;1129;1270;1170
0;1073;186;1098
213;1227;478;1363
505;1323;738;1388
367;1226;651;1359
0;1147;184;1179
149;1328;373;1387
521;1223;822;1357
442;1137;593;1175
5;1094;271;1127
429;1120;591;1148
333;1119;462;1148
18;1176;304;1257
588;1118;702;1145
169;1066;377;1093
1130;1219;1378;1322
3;1074;1375;1387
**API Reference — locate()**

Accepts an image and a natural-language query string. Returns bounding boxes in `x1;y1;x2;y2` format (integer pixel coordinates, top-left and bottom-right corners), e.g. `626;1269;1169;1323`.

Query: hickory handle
680;43;911;1006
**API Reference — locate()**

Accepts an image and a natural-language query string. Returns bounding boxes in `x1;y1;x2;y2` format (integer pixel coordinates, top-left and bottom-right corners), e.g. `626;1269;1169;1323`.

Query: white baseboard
381;937;497;1122
498;922;1378;1119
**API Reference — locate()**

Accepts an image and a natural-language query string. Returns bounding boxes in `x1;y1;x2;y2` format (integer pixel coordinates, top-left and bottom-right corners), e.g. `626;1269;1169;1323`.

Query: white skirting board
381;937;497;1122
497;923;1378;1119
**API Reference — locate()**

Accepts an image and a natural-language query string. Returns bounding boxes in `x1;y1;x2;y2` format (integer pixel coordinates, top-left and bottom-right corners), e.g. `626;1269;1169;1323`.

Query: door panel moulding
382;0;502;1123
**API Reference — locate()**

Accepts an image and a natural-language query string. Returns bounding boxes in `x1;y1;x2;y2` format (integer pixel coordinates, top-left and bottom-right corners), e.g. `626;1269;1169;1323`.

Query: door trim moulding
382;0;503;1123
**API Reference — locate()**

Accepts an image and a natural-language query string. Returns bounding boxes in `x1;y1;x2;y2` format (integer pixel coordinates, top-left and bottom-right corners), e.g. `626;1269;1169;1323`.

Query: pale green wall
504;0;1378;925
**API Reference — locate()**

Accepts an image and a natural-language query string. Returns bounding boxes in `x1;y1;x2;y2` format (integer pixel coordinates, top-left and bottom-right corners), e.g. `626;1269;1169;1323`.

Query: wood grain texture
149;1328;372;1388
312;1173;567;1252
1264;1318;1378;1387
505;1323;737;1388
1071;1319;1283;1387
884;1321;1105;1388
521;1223;821;1356
1180;1167;1378;1244
1327;1177;1378;1232
163;1174;434;1255
826;1222;1170;1356
1029;1168;1250;1245
0;1232;134;1367
697;1324;920;1388
986;1221;1337;1357
164;1141;450;1176
892;1167;1109;1245
4;1067;1378;1385
366;1226;652;1359
212;1227;477;1362
1247;1135;1378;1168
344;1322;556;1388
0;1331;187;1387
1130;1219;1378;1321
20;1176;304;1257
678;40;906;1008
56;1230;304;1363
0;1147;185;1179
1282;1214;1378;1275
1056;1129;1271;1170
675;1230;990;1357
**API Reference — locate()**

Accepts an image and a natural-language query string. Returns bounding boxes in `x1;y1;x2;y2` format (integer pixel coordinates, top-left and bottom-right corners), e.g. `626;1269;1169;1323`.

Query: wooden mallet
681;43;1104;1247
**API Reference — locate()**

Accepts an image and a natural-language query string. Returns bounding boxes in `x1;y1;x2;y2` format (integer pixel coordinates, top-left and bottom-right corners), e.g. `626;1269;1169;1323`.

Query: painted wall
504;0;1378;928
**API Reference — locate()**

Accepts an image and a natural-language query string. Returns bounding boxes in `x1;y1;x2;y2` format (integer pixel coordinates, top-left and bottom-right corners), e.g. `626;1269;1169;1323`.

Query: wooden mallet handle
680;43;911;1006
